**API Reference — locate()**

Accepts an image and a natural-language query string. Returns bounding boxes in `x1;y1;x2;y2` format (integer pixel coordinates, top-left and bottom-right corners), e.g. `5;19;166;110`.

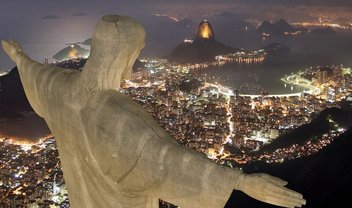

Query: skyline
1;0;352;71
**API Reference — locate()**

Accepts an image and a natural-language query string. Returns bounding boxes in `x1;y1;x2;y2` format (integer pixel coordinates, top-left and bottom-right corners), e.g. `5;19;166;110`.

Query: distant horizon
1;0;352;71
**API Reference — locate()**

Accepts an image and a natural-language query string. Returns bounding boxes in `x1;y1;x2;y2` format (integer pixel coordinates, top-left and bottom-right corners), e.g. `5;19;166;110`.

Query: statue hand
2;39;23;63
236;173;306;208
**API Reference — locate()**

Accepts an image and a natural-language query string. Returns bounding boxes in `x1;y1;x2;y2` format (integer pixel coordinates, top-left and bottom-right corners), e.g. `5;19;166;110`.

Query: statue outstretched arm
2;39;78;118
116;123;306;207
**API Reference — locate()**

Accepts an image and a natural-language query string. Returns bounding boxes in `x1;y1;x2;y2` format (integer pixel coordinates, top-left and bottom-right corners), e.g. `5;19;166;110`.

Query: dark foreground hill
226;128;352;208
0;68;31;118
261;107;352;152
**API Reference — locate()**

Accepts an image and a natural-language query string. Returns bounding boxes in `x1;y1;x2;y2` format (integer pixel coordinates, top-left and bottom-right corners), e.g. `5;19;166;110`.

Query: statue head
80;15;146;91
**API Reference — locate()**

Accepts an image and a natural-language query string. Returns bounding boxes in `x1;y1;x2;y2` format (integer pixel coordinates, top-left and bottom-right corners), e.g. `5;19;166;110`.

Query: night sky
1;0;352;71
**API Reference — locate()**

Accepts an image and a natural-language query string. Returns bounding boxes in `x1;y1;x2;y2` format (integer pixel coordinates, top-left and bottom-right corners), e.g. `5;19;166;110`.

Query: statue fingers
265;183;306;207
2;40;13;55
9;39;23;51
264;194;305;208
1;40;10;50
268;183;303;200
2;40;17;62
261;174;288;186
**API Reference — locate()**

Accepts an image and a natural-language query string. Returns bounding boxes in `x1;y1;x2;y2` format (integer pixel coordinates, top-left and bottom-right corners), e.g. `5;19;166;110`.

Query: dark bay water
198;30;352;94
199;62;305;94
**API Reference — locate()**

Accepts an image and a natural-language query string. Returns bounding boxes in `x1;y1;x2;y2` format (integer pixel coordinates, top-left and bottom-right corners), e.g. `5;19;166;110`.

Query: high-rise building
317;68;330;84
270;129;279;139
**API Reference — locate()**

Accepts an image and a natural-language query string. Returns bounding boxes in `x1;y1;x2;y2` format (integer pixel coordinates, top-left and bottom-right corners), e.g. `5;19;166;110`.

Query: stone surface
2;15;306;208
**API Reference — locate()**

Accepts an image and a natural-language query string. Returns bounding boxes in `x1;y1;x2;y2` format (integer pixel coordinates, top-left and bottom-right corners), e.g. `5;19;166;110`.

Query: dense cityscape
1;54;351;206
0;135;68;207
122;59;351;164
1;1;352;207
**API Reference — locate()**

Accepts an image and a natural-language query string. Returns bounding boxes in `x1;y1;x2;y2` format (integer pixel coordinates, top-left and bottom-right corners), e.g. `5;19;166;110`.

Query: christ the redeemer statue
2;15;305;208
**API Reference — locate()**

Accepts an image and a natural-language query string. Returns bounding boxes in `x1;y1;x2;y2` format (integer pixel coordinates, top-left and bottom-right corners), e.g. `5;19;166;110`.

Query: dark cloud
72;13;88;17
42;14;60;20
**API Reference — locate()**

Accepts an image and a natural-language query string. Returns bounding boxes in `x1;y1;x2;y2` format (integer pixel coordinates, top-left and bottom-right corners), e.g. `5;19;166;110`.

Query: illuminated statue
2;15;306;208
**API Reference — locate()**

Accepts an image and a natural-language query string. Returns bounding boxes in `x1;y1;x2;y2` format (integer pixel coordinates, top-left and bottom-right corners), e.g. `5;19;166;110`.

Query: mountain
0;67;32;118
0;60;87;141
165;39;238;64
226;128;352;208
0;68;50;140
257;19;306;35
261;107;352;152
53;44;90;61
165;20;239;64
0;112;50;141
262;42;290;56
226;107;352;207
